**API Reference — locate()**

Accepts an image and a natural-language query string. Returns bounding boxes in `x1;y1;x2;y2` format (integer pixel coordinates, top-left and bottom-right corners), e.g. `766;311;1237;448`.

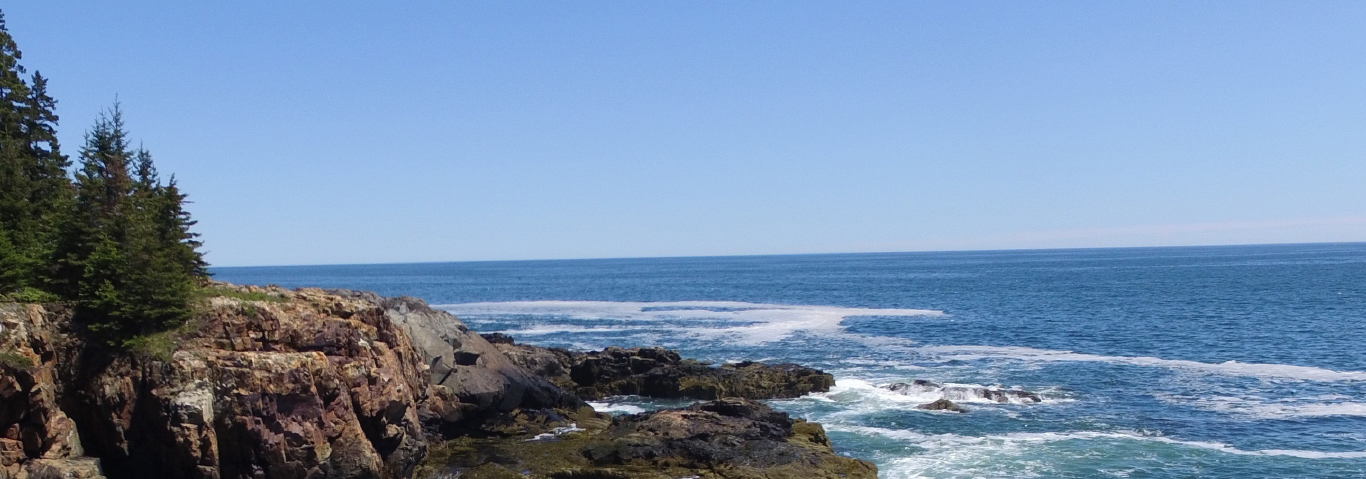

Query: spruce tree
0;12;70;298
61;105;206;340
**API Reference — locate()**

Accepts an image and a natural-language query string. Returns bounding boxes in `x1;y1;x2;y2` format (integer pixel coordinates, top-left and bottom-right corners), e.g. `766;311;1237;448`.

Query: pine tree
0;10;35;295
0;12;70;297
60;105;206;340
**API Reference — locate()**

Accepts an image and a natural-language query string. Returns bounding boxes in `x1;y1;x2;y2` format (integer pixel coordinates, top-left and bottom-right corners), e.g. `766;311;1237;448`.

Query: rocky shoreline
0;285;876;479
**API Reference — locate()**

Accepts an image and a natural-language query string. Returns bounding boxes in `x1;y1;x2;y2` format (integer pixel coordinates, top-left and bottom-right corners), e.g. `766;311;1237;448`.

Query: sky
4;2;1365;266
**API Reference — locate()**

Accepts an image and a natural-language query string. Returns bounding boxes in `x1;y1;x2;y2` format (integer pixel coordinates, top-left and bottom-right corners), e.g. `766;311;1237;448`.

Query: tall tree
0;12;70;297
60;105;206;340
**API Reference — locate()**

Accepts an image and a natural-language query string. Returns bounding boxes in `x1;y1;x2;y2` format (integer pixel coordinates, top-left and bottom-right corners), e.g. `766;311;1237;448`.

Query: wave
438;301;1365;383
1159;393;1366;419
826;424;1366;461
790;379;1067;411
437;300;942;345
586;401;647;415
914;345;1366;382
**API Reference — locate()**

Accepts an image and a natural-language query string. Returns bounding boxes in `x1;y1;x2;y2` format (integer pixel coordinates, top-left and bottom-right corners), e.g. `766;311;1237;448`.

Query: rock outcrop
485;339;835;401
0;286;870;479
0;303;90;479
68;287;433;479
435;398;877;479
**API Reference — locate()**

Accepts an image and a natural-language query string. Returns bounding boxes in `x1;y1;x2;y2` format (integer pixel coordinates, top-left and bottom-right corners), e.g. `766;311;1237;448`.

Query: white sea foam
525;423;585;441
825;424;1366;472
915;345;1366;382
586;401;646;415
1162;394;1366;419
799;378;1062;413
437;300;942;345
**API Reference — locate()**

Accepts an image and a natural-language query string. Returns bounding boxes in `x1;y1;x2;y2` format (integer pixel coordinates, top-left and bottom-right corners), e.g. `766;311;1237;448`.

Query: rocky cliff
0;286;874;479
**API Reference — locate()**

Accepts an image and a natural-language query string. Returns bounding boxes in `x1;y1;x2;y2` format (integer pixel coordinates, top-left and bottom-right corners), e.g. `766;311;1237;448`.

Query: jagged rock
360;295;584;428
433;399;878;479
886;380;1042;404
2;286;866;479
24;457;104;479
916;399;965;412
0;303;92;479
487;342;836;401
70;287;432;479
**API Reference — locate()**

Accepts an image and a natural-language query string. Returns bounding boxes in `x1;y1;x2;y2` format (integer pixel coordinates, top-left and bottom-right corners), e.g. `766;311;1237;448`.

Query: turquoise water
213;243;1366;478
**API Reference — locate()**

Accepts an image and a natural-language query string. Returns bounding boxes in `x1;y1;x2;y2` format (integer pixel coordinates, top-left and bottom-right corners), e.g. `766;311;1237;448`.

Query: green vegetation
1;285;58;302
0;350;34;369
0;11;206;344
200;285;286;303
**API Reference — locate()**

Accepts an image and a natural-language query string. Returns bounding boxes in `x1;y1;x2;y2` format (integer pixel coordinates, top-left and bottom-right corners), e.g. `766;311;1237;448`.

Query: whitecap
586;401;647;415
825;425;1366;464
914;345;1366;382
1162;394;1366;419
437;300;942;345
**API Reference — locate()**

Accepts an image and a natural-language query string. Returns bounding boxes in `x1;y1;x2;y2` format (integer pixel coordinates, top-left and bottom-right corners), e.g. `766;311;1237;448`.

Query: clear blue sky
6;2;1365;266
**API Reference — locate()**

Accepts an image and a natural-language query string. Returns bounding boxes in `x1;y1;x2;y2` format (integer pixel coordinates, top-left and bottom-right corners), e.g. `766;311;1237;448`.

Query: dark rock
490;343;836;401
479;333;516;345
377;295;585;425
916;399;966;412
432;399;877;479
886;380;1043;404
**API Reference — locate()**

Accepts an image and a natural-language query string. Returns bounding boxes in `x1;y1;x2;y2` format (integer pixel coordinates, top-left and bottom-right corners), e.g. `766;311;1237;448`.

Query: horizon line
207;240;1366;270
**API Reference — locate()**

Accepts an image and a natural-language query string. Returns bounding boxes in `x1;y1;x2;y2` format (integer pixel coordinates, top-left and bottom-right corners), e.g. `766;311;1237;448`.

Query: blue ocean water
213;243;1366;478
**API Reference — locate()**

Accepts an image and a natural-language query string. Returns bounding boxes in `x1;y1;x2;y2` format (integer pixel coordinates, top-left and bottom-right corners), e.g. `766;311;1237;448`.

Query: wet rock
490;343;836;401
916;399;965;412
886;380;1042;404
430;399;877;479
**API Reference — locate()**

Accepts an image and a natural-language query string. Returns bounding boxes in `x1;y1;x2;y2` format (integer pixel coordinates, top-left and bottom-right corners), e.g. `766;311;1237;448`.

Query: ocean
212;243;1366;478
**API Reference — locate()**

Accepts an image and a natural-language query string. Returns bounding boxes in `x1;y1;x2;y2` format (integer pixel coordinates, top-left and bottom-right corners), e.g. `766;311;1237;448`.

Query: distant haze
7;2;1365;266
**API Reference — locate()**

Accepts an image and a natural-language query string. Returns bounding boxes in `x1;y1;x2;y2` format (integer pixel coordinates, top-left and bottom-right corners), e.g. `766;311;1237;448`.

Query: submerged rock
886;379;1042;404
486;340;836;401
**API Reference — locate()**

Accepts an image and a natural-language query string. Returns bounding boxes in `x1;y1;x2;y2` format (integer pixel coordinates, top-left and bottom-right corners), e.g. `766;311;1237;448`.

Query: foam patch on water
437;300;942;345
1162;394;1366;419
824;424;1366;478
916;345;1366;382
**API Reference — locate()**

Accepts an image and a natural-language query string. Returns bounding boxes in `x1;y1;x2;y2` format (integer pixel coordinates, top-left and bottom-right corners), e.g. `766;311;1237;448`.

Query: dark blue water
214;243;1366;478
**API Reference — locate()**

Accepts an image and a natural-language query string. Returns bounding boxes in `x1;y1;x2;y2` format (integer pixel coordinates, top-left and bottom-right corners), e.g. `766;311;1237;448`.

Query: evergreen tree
0;12;70;297
60;105;206;340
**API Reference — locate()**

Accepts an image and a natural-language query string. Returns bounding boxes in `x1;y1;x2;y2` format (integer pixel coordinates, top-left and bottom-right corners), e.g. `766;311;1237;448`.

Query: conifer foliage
0;11;206;342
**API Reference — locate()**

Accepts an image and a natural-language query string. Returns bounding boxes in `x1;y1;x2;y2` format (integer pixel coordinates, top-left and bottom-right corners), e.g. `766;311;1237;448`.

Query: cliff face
0;303;93;479
0;287;566;479
0;286;875;479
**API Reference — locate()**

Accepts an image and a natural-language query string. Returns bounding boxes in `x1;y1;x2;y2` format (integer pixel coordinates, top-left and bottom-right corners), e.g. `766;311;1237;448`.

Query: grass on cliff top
0;351;35;370
198;284;288;303
124;313;206;362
